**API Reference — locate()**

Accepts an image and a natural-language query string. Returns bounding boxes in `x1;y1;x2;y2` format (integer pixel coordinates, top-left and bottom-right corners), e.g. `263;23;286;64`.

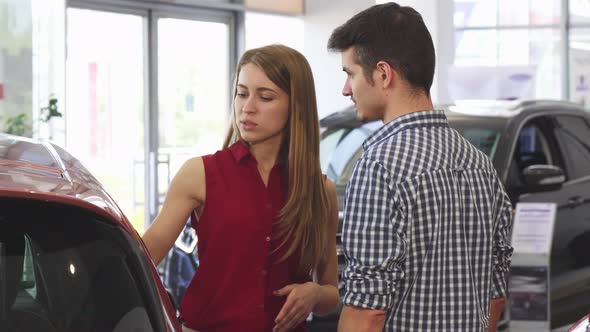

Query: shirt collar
228;140;286;168
229;140;252;163
363;110;449;150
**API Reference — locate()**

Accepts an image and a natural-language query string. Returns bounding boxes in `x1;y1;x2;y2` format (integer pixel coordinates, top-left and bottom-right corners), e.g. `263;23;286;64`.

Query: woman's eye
260;96;273;102
236;92;247;98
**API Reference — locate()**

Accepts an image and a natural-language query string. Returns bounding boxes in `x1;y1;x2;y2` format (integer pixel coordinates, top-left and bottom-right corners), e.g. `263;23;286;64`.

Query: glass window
455;0;560;27
320;128;346;173
554;115;590;179
456;127;501;159
0;199;163;332
66;8;146;231
21;236;37;298
498;0;530;26
454;29;498;65
499;0;560;25
454;28;561;99
570;0;590;24
454;0;498;27
569;28;590;107
453;0;562;101
320;122;381;183
516;125;554;168
157;17;230;201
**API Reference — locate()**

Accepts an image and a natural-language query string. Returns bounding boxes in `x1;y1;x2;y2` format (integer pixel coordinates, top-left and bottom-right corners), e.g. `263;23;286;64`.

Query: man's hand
488;298;506;332
338;305;386;332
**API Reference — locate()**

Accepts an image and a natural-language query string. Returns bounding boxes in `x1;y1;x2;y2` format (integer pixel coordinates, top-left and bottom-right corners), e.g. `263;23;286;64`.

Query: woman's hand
273;282;320;332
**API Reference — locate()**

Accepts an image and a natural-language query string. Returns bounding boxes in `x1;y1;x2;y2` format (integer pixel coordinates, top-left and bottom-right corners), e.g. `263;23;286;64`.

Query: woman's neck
247;134;283;170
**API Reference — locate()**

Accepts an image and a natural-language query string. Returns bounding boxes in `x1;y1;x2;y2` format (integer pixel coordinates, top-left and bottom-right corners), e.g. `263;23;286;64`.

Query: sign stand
509;203;557;332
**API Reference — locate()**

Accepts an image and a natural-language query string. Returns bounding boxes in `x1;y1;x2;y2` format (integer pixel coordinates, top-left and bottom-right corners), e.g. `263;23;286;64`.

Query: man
327;3;513;332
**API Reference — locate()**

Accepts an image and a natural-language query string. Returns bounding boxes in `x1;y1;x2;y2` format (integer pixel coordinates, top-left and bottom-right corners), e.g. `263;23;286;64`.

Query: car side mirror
522;164;565;192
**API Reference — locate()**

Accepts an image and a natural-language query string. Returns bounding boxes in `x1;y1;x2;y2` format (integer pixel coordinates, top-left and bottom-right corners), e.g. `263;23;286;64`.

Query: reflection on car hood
0;134;125;224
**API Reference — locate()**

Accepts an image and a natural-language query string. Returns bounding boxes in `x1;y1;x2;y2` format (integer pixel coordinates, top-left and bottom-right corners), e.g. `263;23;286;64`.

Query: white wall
303;0;455;118
303;0;375;118
395;0;454;104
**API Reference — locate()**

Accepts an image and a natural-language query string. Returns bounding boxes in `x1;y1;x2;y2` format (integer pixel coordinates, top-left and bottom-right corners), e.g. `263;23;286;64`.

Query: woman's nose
241;96;256;113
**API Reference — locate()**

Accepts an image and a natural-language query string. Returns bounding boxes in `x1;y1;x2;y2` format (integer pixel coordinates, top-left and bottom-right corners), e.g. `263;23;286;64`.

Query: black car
315;100;590;330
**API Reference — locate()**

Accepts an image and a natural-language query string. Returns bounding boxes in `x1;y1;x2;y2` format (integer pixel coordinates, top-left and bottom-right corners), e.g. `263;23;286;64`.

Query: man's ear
376;61;396;89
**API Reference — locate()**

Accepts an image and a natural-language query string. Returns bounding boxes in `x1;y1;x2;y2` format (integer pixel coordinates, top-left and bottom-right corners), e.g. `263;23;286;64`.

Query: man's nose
342;80;351;96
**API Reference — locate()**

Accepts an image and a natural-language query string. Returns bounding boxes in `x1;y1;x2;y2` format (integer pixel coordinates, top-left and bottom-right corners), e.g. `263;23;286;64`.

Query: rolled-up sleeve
491;179;513;299
342;157;406;311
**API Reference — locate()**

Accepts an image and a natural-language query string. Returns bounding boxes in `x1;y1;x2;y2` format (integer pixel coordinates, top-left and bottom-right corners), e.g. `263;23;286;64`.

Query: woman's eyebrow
237;84;277;93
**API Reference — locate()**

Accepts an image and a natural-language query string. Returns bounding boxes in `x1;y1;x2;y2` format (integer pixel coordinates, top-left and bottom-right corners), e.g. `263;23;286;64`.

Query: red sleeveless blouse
180;141;309;332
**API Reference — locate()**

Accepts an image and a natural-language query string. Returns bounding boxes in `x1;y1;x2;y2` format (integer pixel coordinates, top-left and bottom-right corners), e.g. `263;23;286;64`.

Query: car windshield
0;198;159;332
449;118;502;160
320;121;382;183
320;115;505;185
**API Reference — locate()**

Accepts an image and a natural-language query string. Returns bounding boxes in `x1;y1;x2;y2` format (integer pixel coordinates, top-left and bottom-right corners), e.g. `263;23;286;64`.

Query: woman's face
234;63;290;147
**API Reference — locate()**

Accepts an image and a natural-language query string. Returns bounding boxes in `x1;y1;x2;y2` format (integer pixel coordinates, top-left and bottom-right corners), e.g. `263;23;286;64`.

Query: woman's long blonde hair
223;44;331;277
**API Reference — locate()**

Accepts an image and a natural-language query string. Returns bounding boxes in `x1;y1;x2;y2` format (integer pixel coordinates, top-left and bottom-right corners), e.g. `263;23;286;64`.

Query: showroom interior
2;0;588;230
2;0;590;331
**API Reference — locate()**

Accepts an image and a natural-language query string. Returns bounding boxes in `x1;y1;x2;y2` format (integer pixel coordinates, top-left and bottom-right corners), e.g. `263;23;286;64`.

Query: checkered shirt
342;110;513;331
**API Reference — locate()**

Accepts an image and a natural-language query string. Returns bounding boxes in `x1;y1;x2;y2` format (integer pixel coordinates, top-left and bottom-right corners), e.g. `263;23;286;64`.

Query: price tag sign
511;203;557;255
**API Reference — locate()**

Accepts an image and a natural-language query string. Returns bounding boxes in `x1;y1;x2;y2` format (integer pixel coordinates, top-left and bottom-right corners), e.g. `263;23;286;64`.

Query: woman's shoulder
323;175;335;194
198;146;233;165
180;156;205;179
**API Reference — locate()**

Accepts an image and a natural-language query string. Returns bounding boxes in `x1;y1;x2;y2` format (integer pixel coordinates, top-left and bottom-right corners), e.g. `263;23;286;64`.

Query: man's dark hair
327;2;435;96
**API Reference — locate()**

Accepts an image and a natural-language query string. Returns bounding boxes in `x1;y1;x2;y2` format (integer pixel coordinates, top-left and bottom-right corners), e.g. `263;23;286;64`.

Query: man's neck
382;93;434;124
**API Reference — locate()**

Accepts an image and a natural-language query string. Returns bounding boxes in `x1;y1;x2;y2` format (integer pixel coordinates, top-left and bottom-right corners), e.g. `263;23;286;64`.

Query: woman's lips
240;120;257;130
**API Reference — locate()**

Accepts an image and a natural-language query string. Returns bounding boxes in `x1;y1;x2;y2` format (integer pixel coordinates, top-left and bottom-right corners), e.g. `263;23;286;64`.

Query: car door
503;115;579;327
550;114;590;326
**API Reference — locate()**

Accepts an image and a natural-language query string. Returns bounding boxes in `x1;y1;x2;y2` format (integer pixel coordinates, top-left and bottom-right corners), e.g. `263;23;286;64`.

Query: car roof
0;134;127;225
320;99;589;128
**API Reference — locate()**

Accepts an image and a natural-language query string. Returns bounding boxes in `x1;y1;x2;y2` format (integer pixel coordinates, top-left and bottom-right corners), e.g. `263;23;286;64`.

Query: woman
142;44;339;332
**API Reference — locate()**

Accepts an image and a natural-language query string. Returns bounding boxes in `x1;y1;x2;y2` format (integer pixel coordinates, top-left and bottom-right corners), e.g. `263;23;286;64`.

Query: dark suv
316;100;590;330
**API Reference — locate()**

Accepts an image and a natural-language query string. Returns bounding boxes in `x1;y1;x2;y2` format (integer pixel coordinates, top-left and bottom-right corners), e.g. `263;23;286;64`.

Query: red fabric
180;141;309;332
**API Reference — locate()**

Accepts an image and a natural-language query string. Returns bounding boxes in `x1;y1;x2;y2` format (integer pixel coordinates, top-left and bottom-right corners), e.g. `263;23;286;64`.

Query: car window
505;118;566;198
446;117;506;160
320;121;381;183
553;115;590;180
519;125;552;165
455;127;501;159
21;236;37;298
514;124;556;171
0;199;161;332
320;128;347;174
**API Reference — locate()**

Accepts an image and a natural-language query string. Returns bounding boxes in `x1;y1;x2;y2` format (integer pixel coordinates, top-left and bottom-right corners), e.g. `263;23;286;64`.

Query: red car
569;312;590;331
0;134;182;332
